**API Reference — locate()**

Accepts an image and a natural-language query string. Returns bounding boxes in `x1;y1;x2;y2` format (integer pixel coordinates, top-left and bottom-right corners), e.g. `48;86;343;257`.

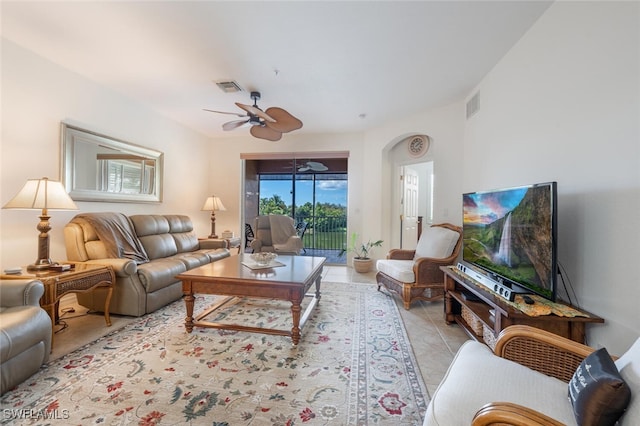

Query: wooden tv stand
441;266;603;346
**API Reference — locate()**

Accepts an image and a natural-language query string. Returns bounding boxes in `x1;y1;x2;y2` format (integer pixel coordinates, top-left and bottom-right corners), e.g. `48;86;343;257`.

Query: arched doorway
388;135;433;249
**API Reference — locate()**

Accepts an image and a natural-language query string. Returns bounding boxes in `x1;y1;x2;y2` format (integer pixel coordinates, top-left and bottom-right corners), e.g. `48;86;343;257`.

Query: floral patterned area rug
0;282;428;425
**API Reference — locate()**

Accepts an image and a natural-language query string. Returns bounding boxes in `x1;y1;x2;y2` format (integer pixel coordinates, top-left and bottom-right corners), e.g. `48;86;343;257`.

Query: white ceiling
1;1;552;139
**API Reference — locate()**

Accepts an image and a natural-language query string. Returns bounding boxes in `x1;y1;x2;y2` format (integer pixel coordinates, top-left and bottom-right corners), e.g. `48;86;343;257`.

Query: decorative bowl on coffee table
250;252;277;266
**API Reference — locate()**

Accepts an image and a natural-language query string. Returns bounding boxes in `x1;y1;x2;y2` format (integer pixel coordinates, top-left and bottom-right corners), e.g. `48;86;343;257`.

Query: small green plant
340;233;383;259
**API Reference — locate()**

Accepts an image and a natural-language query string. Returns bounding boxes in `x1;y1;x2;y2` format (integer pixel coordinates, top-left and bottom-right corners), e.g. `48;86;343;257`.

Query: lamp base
208;234;219;239
27;259;55;271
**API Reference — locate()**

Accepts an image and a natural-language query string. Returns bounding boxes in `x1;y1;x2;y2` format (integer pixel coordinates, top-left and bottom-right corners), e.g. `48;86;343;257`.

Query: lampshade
3;177;78;210
201;196;226;212
3;177;78;270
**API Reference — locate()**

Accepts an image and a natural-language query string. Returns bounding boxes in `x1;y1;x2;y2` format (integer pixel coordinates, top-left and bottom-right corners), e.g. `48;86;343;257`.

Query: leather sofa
64;213;230;317
0;279;51;395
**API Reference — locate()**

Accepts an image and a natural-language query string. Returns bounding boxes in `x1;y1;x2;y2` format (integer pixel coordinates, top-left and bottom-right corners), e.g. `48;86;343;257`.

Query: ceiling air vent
466;92;480;119
215;80;243;93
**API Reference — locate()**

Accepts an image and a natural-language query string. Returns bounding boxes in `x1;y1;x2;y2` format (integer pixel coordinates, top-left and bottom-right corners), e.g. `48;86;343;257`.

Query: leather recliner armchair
250;215;303;255
0;279;52;395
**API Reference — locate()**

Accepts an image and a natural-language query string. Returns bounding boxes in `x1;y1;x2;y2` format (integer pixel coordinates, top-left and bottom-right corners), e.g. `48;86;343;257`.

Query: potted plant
340;233;383;273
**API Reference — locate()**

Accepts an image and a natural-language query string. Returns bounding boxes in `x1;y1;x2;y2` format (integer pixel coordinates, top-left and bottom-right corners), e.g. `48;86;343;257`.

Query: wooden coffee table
177;255;326;345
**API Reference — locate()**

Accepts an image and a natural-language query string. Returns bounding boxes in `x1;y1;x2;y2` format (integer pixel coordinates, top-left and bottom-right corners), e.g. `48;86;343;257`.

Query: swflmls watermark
2;409;70;420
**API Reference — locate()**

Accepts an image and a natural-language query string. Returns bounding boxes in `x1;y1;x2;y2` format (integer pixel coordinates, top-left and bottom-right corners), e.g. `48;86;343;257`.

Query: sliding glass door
243;155;348;263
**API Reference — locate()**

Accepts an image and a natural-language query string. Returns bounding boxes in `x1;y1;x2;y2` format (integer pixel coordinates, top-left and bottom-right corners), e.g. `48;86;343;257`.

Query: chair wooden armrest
494;325;596;382
472;402;566;426
386;249;415;260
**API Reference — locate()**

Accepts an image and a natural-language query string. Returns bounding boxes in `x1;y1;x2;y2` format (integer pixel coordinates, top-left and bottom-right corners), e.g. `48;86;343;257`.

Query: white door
401;166;419;249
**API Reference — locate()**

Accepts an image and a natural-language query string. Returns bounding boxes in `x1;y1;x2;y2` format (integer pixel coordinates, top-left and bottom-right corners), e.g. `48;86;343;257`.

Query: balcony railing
295;214;347;251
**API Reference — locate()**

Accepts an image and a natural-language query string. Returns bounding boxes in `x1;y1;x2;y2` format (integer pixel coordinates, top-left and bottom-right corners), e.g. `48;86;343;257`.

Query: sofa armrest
494;325;595;382
68;259;137;278
250;239;264;252
284;236;303;250
0;279;44;307
472;402;566;426
199;239;227;250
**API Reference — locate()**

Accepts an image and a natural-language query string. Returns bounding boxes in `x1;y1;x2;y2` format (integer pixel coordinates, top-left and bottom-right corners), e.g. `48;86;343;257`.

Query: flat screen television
462;182;557;301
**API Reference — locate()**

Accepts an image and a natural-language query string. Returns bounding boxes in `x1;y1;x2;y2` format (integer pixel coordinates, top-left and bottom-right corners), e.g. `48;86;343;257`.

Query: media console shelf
441;266;603;346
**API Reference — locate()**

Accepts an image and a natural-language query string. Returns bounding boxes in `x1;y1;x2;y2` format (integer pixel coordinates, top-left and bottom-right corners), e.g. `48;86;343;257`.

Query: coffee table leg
315;274;322;302
184;292;195;333
290;301;302;345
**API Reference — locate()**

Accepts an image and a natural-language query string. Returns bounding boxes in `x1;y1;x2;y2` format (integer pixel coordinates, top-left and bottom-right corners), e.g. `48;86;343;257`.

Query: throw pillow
413;226;459;260
568;347;631;426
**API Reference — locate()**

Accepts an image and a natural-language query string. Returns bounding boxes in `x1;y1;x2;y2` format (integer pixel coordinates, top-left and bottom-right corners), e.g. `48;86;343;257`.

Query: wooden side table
1;263;115;349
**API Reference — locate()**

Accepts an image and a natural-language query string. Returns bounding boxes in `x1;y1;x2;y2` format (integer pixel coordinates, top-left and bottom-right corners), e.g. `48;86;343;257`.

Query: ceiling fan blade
264;107;303;133
235;102;276;123
307;161;328;171
222;119;249;131
203;108;247;118
250;125;282;141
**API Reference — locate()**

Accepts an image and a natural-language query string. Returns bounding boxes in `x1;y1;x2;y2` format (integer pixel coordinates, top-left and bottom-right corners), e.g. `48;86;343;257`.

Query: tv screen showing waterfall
462;182;557;301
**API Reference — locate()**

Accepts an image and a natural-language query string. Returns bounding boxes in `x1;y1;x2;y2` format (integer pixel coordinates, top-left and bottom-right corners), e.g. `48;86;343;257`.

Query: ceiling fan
298;161;328;172
204;91;302;141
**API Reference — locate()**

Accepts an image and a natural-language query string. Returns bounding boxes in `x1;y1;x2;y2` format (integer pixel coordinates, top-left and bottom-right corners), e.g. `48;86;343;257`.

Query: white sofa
424;325;638;425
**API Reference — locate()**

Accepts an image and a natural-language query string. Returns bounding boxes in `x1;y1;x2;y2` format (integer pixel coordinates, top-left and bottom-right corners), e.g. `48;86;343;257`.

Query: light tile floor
322;265;470;396
54;265;470;398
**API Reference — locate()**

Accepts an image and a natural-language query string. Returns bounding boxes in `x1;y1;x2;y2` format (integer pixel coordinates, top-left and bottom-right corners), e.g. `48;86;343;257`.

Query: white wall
0;40;213;267
203;131;365;253
1;1;637;354
362;102;466;257
463;1;640;354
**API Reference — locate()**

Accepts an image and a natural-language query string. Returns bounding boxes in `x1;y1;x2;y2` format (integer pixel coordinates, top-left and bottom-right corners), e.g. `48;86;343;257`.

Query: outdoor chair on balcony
250;215;303;255
376;223;462;309
296;221;308;253
245;223;255;252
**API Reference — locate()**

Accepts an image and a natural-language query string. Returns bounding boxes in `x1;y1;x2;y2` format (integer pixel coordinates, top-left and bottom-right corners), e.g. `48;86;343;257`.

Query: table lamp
201;195;226;239
3;177;78;270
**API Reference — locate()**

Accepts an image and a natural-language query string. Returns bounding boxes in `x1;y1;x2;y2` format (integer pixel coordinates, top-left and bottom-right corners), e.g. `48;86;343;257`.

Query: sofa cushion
424;340;576;426
138;233;179;260
376;259;415;282
165;215;200;253
615;338;640;424
205;248;232;263
136;258;187;293
71;213;149;264
172;251;212;269
414;226;459;260
255;216;273;246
